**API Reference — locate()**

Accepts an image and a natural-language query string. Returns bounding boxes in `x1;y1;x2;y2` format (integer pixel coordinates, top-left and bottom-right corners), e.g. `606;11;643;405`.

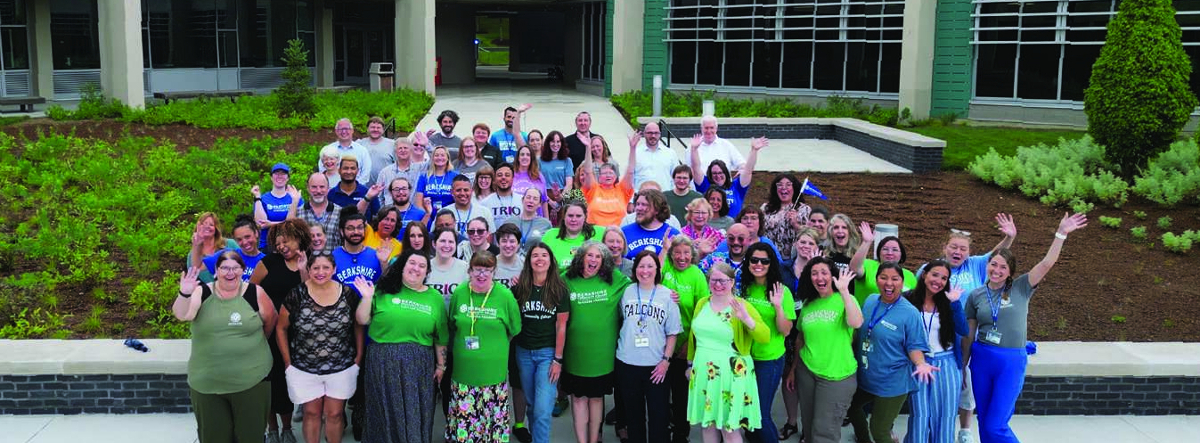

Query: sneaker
264;431;280;443
513;425;532;443
552;397;569;417
957;429;973;443
279;431;297;443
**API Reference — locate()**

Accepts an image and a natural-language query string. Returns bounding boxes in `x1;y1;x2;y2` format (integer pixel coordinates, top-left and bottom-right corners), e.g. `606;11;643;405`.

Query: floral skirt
445;380;511;443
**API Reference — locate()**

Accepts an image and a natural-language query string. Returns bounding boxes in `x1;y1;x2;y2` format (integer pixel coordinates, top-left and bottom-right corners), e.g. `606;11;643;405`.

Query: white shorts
284;364;359;405
959;366;975;411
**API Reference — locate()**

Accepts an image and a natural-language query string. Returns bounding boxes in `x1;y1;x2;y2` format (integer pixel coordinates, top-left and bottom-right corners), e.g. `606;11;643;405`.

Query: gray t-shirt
616;284;682;366
502;215;553;253
356;137;395;185
454;159;488;183
376;161;429;206
429;133;462;156
493;256;524;288
427;258;469;309
964;274;1035;349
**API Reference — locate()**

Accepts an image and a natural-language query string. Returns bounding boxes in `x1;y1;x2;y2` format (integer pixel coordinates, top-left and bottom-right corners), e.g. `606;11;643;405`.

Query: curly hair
565;241;615;285
268;218;313;253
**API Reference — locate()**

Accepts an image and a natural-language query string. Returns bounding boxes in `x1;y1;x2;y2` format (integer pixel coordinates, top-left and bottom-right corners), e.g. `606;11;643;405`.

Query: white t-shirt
922;311;945;354
690;137;745;173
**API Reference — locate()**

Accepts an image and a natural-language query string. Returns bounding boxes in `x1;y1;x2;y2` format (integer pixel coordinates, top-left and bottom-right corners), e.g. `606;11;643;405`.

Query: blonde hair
602;226;627;255
430;146;453;174
686;198;713;217
826;213;861;257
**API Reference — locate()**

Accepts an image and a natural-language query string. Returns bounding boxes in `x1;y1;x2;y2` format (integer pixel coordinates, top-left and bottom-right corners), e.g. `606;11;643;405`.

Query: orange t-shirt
583;182;634;227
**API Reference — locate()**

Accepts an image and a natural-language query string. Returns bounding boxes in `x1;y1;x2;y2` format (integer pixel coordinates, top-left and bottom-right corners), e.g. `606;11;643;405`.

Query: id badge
465;336;481;350
860;354;869;370
983;329;1002;345
861;339;873;353
634;334;650;348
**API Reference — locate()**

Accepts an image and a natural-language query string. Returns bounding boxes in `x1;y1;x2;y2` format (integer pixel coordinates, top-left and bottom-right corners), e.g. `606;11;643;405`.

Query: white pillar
30;0;53;99
898;0;937;120
610;0;645;95
395;0;436;95
97;0;144;108
314;1;334;87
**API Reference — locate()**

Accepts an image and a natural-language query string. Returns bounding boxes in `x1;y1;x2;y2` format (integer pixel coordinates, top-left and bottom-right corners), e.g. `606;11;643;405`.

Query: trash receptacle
369;62;394;92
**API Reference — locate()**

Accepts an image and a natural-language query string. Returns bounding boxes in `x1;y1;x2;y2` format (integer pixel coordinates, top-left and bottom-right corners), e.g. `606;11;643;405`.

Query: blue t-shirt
328;181;380;221
697;176;749;218
856;294;929;397
397;205;427;229
202;248;265;282
918;254;990;295
538;158;576;189
259;193;300;249
417;172;459;215
621;223;680;260
332;246;382;297
488;130;527;164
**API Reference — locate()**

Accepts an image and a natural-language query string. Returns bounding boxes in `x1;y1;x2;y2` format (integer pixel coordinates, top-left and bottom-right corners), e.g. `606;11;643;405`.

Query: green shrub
1134;210;1148;219
275;38;317;119
46;83;134;121
0;280;49;328
1099;216;1122;228
0;308;67;339
1084;0;1198;177
1131;226;1148;240
1162;232;1193;253
1131;139;1200;206
608;91;901;126
968;136;1129;208
1157;216;1173;229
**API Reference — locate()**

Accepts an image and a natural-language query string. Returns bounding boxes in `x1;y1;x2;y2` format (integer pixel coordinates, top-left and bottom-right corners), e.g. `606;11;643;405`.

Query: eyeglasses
950;229;971;237
344;225;366;232
467;229;488;235
710;278;733;286
727;236;746;243
218;266;242;273
469;268;494;276
747;257;772;265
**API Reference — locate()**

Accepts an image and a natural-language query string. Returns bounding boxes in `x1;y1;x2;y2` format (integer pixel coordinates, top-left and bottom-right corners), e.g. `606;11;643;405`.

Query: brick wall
1;374;191;415
1017;376;1200;416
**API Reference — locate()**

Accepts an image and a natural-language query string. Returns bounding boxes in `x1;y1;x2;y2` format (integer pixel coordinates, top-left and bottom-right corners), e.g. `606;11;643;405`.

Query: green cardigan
686;296;771;361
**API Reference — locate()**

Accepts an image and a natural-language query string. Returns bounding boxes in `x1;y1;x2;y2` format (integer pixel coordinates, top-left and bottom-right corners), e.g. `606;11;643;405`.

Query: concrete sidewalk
5;411;1196;443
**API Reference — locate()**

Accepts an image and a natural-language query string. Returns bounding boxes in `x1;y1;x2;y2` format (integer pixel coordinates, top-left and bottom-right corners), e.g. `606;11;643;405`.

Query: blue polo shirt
328;181;380;221
856;294;929;397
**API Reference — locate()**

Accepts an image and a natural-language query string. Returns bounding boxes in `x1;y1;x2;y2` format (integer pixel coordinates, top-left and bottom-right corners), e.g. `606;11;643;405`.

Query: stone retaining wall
1;374;191;415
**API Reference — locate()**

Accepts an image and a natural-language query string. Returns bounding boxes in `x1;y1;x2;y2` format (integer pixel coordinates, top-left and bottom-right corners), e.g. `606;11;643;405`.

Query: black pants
667;357;690;441
616;360;670;443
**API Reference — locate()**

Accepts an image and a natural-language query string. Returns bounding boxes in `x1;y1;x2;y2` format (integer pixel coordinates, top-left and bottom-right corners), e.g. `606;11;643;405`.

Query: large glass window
664;0;903;94
143;0;314;70
50;0;98;69
972;0;1200;104
0;0;29;71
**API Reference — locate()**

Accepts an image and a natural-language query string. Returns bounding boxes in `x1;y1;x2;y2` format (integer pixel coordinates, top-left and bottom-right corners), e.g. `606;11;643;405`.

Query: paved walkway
418;84;906;173
5;411;1196;443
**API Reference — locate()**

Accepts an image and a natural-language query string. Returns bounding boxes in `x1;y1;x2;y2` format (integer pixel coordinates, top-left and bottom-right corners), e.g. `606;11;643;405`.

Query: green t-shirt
799;292;857;380
515;285;572;350
448;282;522;387
541;227;605;269
563;270;632;377
661;264;708;354
853;260;918;307
369;285;450;346
743;283;796;361
188;285;272;394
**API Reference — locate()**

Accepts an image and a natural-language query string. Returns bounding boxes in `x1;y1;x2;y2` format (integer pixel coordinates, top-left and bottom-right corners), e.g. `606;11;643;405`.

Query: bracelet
1054;232;1067;240
254;197;261;201
436;364;446;371
179;290;191;298
661;356;670;362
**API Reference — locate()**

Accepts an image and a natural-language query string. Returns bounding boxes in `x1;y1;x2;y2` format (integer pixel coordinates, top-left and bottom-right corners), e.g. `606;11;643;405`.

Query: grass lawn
908;124;1086;170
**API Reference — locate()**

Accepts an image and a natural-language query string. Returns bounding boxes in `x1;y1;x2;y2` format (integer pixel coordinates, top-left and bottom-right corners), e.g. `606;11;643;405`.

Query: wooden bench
316;85;357;93
152;90;254;104
0;96;46;113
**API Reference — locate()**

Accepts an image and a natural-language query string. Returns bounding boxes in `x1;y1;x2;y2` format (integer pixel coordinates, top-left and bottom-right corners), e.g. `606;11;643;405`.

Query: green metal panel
642;0;668;91
930;0;973;118
605;0;614;96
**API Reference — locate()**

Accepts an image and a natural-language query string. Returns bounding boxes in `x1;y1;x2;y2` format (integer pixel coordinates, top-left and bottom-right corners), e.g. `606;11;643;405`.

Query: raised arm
739;137;767;186
834;270;863;328
252;185;268;226
513;104;531;147
581;136;597;186
987;213;1018;255
172;268;203;321
284;185;301;220
850;221;875;276
689;134;705;186
622;132;639;187
1028;213;1087;287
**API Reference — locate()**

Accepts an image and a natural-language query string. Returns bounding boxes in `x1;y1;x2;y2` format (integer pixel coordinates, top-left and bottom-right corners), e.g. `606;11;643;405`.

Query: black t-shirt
564;132;599;170
258;253;302;309
481;144;504;169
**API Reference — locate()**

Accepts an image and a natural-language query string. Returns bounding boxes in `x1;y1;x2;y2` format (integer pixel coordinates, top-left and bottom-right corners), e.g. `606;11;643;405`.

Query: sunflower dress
686;305;761;432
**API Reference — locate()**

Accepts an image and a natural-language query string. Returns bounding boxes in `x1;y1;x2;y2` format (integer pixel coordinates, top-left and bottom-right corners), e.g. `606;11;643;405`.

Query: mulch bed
4;119;1198;341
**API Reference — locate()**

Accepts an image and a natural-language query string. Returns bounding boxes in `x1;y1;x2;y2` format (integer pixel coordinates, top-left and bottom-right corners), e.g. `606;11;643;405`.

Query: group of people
177;107;1089;443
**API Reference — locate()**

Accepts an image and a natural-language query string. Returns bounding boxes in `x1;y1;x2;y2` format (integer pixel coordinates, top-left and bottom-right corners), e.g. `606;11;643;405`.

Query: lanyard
985;285;1004;329
454;206;472;225
921;308;938;336
865;299;896;340
636;284;657;330
468;285;494;336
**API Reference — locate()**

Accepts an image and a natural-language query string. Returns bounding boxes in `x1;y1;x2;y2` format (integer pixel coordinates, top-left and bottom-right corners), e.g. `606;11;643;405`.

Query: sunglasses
467;229;488;235
950;228;971;237
747;257;772;265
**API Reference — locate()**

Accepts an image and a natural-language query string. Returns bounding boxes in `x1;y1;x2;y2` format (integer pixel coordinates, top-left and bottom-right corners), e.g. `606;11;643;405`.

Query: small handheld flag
800;177;829;200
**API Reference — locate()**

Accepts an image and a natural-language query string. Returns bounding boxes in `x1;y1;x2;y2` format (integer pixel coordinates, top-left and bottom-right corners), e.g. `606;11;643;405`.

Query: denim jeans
748;356;786;443
516;345;558;443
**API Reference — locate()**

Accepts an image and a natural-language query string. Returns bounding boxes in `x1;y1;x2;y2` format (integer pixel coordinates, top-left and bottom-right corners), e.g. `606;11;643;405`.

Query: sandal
779;423;799;440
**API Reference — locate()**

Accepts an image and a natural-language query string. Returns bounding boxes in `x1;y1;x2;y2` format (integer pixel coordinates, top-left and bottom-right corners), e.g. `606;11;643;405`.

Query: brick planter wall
0;374;191;415
651;120;944;172
3;373;1198;415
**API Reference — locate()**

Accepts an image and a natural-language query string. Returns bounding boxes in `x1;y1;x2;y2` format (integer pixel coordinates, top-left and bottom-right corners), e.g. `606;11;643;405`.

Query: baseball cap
271;162;291;174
